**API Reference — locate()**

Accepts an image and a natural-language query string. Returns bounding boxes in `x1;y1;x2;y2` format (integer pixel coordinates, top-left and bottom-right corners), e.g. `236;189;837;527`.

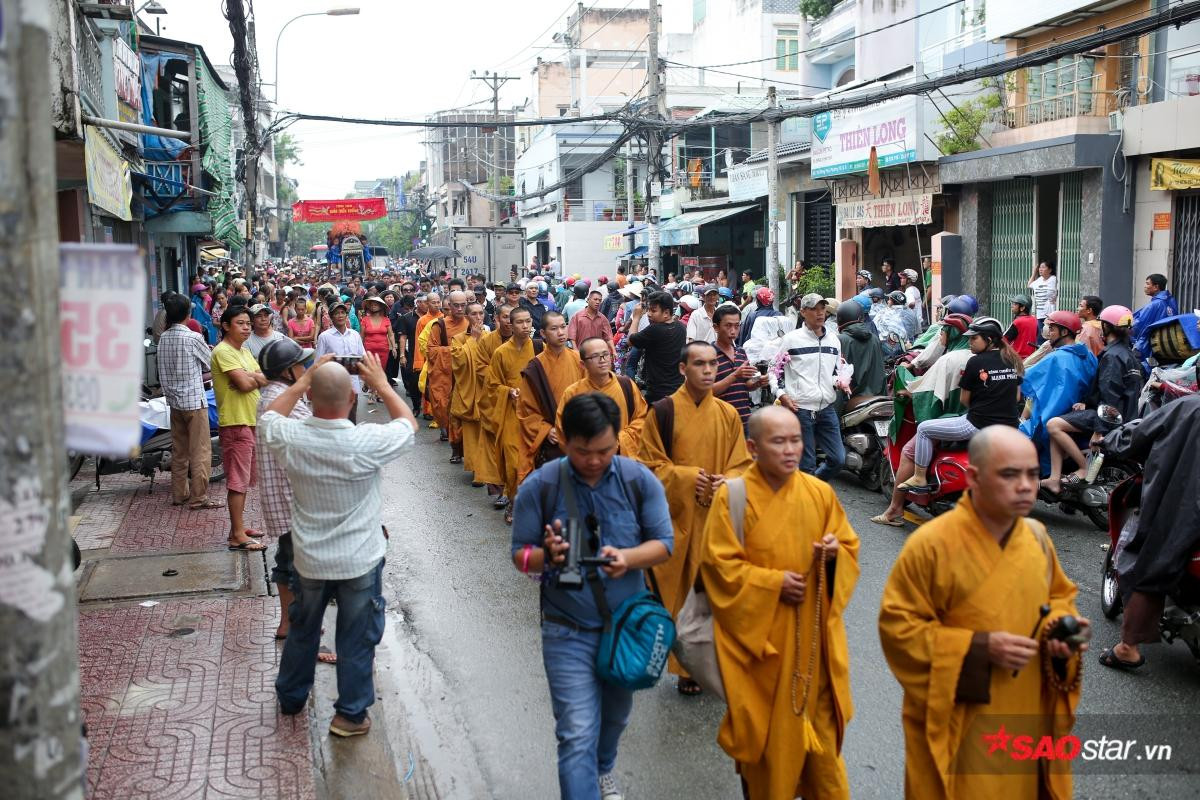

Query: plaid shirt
157;324;212;411
255;382;311;538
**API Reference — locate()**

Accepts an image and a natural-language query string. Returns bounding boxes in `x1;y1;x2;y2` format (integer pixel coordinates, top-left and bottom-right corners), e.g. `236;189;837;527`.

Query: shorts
218;425;257;494
1057;409;1117;435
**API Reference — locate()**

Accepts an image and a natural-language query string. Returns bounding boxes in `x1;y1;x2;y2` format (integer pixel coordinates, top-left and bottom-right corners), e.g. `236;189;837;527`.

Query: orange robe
414;311;441;417
639;386;751;675
516;346;584;483
472;330;508;486
555;373;648;457
486;338;537;501
450;330;484;473
878;493;1083;800
427;315;470;436
701;465;859;800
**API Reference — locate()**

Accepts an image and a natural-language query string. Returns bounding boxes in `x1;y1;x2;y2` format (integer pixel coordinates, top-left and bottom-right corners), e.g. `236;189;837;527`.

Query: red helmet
565;277;576;287
1046;310;1082;334
597;275;609;285
1098;304;1133;328
941;313;973;334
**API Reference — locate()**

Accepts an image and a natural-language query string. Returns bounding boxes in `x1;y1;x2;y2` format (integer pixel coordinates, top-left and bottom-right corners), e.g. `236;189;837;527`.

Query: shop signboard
811;96;918;179
83;126;132;221
114;37;142;125
836;193;933;229
728;162;769;202
1150;158;1200;191
603;233;624;251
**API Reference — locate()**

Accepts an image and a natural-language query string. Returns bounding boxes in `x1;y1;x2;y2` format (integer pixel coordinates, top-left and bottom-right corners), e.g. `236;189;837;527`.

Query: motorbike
1100;473;1200;664
880;413;971;517
839;395;893;491
1034;407;1138;532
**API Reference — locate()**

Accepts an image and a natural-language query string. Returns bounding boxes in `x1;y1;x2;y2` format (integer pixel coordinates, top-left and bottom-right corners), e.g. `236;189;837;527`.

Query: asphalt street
367;411;1200;799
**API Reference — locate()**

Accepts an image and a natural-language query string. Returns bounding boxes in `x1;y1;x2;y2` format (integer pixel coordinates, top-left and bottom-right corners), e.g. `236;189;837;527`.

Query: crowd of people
149;252;1197;800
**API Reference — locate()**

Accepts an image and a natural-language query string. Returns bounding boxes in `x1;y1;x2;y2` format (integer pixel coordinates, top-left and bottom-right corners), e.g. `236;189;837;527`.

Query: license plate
873;420;891;436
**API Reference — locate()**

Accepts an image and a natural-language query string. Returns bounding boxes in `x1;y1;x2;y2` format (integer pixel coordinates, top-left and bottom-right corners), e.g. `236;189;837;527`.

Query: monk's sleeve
638;408;700;493
618;387;648;456
517;373;551;460
722;412;753;476
878;539;977;717
475;343;498;431
820;487;860;615
699;484;785;659
417;322;433;358
484;354;511;433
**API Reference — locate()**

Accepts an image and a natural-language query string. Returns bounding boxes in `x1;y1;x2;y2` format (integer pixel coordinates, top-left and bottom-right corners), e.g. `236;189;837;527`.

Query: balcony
807;0;857;64
921;24;988;74
77;19;104;115
558;199;646;223
988;61;1120;145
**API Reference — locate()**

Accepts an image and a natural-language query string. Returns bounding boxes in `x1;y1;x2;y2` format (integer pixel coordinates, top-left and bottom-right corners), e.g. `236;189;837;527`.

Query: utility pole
472;70;517;227
0;1;83;796
646;0;664;278
625;139;635;223
225;0;260;268
766;85;780;307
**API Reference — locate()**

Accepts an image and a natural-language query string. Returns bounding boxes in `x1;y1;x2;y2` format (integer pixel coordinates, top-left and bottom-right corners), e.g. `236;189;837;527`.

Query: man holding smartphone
315;301;366;423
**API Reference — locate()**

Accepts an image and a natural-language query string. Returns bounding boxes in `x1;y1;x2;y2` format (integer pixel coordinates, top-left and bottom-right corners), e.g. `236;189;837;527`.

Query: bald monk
640;340;752;694
516;311;584;484
414;292;442;421
556;337;647;457
486;305;538;524
426;290;471;448
474;305;513;504
701;406;859;799
879;426;1088;800
450;301;487;473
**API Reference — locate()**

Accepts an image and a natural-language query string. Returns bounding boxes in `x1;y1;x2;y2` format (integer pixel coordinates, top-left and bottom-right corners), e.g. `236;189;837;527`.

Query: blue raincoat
191;295;218;345
1132;290;1180;360
1020;342;1098;475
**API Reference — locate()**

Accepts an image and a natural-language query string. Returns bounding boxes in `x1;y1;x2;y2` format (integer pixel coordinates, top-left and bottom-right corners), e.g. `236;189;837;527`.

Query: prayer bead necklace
791;544;827;717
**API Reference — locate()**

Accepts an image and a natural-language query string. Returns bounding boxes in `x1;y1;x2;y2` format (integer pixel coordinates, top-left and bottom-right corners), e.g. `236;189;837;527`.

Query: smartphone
335;355;362;375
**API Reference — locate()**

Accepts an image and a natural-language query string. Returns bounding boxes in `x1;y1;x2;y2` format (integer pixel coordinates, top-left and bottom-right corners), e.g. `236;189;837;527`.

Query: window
1167;49;1200;97
776;28;799;72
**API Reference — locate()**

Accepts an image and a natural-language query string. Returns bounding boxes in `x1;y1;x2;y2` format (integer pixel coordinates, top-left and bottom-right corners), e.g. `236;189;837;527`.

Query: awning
658;204;758;247
614;223;647;235
621;245;648;258
525;227;549;242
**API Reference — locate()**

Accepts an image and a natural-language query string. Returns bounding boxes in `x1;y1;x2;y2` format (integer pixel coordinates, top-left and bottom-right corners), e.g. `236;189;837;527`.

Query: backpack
652;396;675;459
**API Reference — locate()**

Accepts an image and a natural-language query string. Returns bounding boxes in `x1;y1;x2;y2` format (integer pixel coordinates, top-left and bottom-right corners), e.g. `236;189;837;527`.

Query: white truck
439;226;526;284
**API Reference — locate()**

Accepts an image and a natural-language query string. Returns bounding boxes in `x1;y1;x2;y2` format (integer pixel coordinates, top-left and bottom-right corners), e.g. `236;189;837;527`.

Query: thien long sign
292;198;387;222
811;97;919;178
837;193;933;229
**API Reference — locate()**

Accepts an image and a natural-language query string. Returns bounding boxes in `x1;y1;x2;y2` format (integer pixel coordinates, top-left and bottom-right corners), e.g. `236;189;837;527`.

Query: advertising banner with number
810;96;919;179
291;198;387;222
60;244;146;456
84;126;132;221
836;193;934;229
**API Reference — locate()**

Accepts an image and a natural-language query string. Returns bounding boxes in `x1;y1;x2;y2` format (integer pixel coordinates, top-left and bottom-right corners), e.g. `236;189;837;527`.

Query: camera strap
559;460;614;630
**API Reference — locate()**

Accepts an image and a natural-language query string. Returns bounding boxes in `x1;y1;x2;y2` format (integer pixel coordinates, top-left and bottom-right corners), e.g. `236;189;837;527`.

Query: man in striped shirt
157;293;218;510
712;305;766;430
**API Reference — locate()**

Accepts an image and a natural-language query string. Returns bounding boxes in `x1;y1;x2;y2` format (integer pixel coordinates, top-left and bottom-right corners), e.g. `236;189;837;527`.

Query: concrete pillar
930;232;963;306
834;237;858;300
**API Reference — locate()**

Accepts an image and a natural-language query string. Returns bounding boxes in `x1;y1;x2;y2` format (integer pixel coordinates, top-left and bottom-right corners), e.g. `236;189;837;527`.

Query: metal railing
991;63;1118;129
77;18;104;115
558;199;646;222
921;24;987;73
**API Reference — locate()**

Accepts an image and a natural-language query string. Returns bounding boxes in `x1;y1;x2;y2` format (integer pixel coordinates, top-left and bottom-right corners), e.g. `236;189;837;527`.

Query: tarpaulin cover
292;198;387;222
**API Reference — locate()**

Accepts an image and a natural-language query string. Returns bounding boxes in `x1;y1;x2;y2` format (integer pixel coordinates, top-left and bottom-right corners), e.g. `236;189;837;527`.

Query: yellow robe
472;330;508;486
878;492;1082;800
555;373;648;457
701;465;860;800
427;316;470;436
639;386;752;674
450;331;483;472
516;346;584;483
486;338;536;500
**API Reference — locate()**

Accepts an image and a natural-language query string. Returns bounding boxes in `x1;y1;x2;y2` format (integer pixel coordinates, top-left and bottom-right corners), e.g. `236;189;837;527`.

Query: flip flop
1061;474;1088;488
870;513;906;527
188;499;225;510
1098;647;1145;671
677;678;703;696
228;540;266;552
317;646;337;665
243;529;264;538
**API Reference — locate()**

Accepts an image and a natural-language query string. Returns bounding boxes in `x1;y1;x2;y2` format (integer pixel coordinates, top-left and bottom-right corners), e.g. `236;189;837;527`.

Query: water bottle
1085;452;1104;484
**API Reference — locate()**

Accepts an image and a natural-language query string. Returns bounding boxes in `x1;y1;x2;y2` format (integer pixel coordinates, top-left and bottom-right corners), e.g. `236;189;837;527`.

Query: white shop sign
837;194;934;229
728;162;769;202
811;96;919;179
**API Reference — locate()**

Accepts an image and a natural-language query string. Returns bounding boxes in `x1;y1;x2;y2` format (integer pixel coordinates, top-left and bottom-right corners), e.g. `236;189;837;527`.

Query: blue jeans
541;620;634;800
275;559;385;722
797;404;845;481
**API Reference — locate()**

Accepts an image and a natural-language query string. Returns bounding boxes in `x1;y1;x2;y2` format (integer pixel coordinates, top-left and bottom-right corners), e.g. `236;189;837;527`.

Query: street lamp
274;8;361;103
134;0;167;35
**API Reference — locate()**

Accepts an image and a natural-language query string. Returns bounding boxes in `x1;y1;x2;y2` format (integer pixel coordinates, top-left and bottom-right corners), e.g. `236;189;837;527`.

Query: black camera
335;355;362;375
755;360;769;376
554;515;613;589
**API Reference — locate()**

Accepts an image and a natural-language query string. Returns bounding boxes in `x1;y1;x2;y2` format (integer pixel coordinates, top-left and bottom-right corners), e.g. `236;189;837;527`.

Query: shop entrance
1172;192;1200;313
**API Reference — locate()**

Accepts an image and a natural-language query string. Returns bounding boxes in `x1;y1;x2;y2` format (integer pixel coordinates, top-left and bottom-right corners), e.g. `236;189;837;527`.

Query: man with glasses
557;337;648;457
567;288;613;353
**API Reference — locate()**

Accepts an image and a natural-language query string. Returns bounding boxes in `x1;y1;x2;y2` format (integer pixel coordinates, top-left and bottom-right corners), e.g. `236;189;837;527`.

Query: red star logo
982;724;1011;754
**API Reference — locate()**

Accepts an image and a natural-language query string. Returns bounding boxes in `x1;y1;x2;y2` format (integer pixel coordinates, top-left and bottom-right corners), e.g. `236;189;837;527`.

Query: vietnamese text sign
114;37;142;124
84;126;132;221
291;198;387;222
728;162;769;202
603;233;624;251
60;244;146;456
811;97;919;179
837;194;933;229
1150;158;1200;191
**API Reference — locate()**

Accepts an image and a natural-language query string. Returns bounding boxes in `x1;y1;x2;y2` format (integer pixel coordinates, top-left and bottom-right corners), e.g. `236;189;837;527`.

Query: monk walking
640;340;751;695
557;336;647;457
414;291;441;422
701;406;859;799
485;306;538;524
450;301;487;473
879;426;1088;800
516;311;584;484
426;290;470;450
474;305;513;504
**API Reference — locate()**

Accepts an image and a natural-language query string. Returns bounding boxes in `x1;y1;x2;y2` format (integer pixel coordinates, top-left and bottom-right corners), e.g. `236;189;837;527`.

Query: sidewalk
72;464;410;800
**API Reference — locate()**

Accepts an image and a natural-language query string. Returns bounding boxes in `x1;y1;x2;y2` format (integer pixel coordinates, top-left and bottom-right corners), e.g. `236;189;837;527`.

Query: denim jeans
541;620;634;800
275;559;385;722
796;404;845;481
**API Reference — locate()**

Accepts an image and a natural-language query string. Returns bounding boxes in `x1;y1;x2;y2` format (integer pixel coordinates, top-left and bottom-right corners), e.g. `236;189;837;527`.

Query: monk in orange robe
485;305;537;523
473;305;512;498
426;290;470;451
701;406;859;799
450;301;487;474
414;291;441;420
556;336;647;457
640;340;752;692
516;310;583;484
879;426;1086;800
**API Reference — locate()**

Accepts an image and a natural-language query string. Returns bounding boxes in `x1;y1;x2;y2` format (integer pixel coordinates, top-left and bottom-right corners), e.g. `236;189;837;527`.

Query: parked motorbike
1035;407;1138;532
1101;474;1200;664
840;395;893;491
880;415;971;517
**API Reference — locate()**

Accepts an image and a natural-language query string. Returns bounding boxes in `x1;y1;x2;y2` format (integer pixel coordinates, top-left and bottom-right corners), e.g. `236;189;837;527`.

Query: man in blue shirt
511;393;673;800
1132;273;1180;361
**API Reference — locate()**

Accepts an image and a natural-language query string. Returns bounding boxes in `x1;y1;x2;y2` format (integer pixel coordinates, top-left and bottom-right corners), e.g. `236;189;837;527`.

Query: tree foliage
800;0;836;19
934;92;1001;155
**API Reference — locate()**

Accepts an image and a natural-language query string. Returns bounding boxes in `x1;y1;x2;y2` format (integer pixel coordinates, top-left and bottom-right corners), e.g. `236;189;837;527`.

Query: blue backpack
556;458;676;690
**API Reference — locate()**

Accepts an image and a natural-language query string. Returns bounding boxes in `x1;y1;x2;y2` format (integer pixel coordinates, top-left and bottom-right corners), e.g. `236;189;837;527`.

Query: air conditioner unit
1108;111;1123;133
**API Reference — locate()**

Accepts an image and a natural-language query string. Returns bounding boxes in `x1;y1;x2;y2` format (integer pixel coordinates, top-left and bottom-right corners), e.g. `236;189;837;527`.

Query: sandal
188;499;225;510
228;540;266;552
677;678;703;696
870;513;906;527
243;528;264;539
1061;473;1088;488
1098;647;1145;671
504;507;514;526
449;455;463;464
317;646;337;665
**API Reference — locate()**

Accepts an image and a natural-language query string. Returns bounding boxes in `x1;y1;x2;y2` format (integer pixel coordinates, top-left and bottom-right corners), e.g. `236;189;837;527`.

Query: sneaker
329;713;371;738
599;772;623;800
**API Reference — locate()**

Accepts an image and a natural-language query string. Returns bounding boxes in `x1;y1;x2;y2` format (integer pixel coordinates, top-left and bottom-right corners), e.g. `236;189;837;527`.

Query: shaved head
449;289;468;304
309;362;354;415
747;405;799;442
966;425;1041;525
967;425;1036;470
746;405;803;480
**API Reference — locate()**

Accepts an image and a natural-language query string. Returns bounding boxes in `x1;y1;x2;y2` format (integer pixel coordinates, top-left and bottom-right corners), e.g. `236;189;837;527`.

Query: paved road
371;417;1199;799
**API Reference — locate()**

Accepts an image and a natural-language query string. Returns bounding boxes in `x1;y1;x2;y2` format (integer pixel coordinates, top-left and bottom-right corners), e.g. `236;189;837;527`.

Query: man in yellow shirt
211;305;268;551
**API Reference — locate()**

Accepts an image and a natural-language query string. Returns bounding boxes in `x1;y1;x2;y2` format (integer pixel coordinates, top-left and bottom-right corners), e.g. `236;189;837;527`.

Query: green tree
800;0;835;19
273;132;302;169
934;92;1001;155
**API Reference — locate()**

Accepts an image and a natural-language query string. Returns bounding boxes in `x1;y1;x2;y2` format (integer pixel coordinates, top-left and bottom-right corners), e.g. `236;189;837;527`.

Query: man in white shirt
246;303;285;359
685;285;720;343
264;351;416;738
314;301;366;422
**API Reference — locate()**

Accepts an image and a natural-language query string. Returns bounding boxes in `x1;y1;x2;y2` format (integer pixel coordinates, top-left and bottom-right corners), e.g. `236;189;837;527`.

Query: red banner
291;198;387;222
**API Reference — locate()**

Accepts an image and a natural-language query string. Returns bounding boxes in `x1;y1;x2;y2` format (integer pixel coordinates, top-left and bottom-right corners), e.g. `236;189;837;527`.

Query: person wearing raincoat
1019;310;1098;476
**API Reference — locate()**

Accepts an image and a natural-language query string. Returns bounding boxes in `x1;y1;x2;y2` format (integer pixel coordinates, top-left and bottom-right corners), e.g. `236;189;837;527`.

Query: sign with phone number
60;243;145;456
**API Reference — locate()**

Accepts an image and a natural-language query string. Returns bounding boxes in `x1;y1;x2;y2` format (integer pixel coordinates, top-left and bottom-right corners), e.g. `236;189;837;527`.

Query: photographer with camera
511;393;673;800
315;301;366;423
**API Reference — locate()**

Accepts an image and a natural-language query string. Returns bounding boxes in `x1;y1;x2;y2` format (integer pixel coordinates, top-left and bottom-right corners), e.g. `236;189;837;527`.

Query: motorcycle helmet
965;317;1004;341
1098;304;1133;328
852;295;872;314
836;300;864;327
259;338;315;380
868;288;885;301
1046;309;1082;335
941;313;974;335
1009;293;1032;312
718;287;734;300
679;294;701;312
947;295;978;315
887;290;907;305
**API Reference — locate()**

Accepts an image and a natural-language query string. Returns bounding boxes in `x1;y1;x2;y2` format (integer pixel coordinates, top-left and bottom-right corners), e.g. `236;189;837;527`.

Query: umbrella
409;246;461;260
